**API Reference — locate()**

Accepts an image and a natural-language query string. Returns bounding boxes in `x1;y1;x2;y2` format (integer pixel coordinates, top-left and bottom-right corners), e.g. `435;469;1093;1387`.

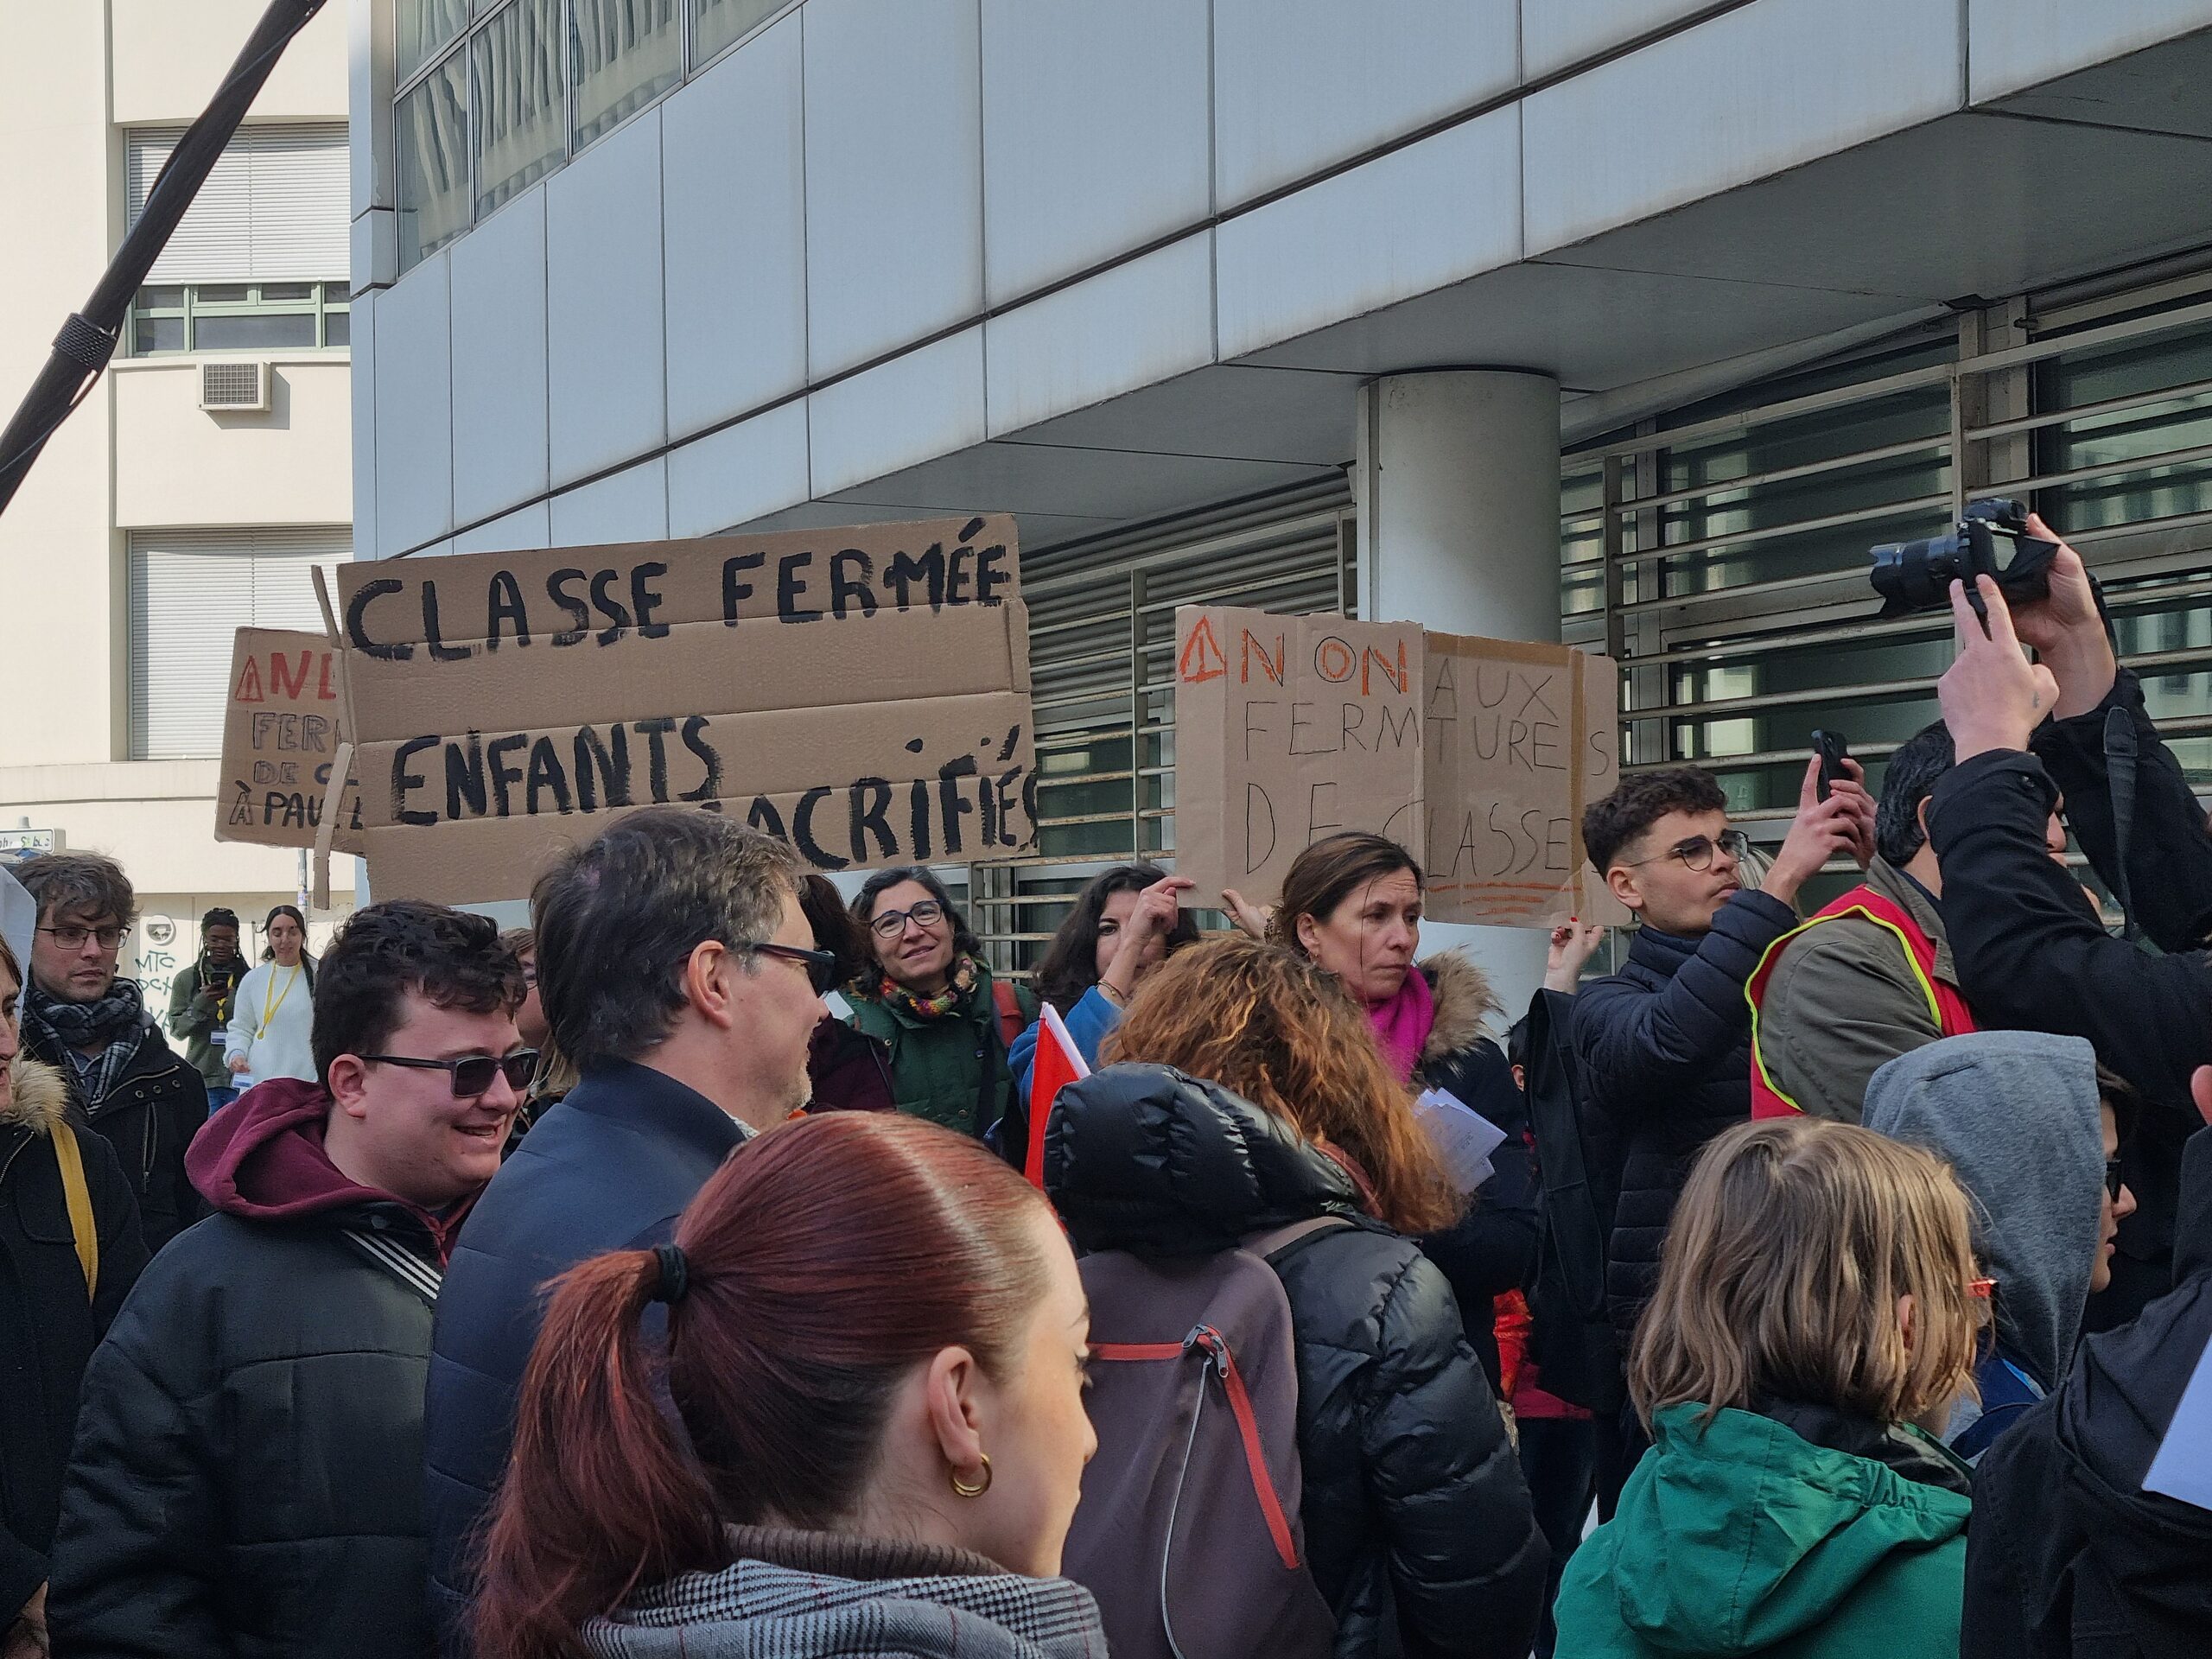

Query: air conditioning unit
199;359;270;413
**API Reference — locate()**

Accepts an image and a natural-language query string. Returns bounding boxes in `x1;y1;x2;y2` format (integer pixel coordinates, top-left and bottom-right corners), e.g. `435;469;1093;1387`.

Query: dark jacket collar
564;1057;750;1161
1046;1062;1363;1257
1626;920;1701;979
1753;1396;1974;1497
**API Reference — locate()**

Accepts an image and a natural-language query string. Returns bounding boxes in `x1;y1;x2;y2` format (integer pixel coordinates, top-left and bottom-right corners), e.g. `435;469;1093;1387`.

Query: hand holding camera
2003;512;2115;718
1937;575;2061;761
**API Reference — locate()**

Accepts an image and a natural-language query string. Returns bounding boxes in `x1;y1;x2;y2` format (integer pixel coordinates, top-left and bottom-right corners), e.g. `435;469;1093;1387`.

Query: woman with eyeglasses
844;868;1037;1140
1554;1116;1982;1659
223;905;319;1091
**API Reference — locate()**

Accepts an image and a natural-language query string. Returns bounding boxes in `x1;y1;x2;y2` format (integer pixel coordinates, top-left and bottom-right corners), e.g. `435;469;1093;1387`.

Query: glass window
194;312;318;350
197;283;251;303
570;0;683;150
324;308;350;348
475;0;565;215
397;51;472;271
260;282;315;301
694;0;785;64
134;315;186;353
397;0;472;84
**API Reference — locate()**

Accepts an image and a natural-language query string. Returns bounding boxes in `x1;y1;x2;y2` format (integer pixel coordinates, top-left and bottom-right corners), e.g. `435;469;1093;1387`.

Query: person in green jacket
1555;1116;1985;1659
845;868;1036;1141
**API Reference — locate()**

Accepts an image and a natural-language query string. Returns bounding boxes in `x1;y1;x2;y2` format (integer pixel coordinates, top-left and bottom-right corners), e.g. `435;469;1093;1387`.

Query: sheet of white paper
1414;1088;1508;1196
2145;1327;2212;1512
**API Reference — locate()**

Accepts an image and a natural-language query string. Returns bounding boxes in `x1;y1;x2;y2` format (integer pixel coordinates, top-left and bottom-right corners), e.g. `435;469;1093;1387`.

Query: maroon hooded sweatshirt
185;1077;474;1262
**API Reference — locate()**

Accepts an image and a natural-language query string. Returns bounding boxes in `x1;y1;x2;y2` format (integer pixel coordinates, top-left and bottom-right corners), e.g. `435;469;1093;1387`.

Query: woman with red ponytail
471;1111;1100;1659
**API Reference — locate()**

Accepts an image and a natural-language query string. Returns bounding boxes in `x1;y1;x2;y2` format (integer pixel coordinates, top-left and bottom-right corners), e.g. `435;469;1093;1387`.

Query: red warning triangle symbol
233;658;265;702
1179;615;1226;683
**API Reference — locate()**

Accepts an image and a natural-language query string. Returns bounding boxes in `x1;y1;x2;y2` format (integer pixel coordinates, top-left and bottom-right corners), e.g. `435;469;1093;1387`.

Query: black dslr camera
1868;498;2063;620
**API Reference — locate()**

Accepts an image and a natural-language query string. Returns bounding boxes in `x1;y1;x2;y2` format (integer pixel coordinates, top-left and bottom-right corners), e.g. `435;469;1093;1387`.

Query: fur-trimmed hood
1;1055;72;1137
1418;950;1501;1067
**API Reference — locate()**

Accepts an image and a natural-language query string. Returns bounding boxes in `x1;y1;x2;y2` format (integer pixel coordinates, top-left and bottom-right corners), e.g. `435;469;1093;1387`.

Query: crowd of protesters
3;516;2209;1659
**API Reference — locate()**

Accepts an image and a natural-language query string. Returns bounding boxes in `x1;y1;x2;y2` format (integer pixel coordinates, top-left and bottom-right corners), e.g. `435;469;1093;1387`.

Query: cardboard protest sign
1421;634;1628;929
214;627;365;854
330;515;1034;904
1170;605;1624;928
1172;607;1426;905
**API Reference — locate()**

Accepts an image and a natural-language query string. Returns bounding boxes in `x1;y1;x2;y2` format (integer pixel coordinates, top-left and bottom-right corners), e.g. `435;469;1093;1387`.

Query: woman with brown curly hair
1044;934;1546;1659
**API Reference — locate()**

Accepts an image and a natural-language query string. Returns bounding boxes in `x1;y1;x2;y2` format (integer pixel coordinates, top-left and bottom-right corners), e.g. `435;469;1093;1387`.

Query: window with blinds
128;528;353;760
967;481;1355;971
125;124;349;285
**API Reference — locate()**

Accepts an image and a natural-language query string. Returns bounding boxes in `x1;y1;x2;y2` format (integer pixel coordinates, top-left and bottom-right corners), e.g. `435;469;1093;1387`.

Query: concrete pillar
1352;369;1562;1018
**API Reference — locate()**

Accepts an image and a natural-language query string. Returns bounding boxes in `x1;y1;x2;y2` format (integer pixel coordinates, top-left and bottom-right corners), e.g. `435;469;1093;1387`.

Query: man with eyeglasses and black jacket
16;854;207;1250
47;901;529;1659
1572;760;1873;1507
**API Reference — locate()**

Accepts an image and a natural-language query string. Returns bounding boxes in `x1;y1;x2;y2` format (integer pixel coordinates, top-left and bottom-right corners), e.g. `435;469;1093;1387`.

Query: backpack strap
51;1122;99;1301
991;977;1025;1048
1243;1214;1354;1262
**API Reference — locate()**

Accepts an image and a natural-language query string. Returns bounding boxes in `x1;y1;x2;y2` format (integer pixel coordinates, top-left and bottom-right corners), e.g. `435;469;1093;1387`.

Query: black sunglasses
747;941;838;995
2106;1158;2126;1204
362;1050;538;1098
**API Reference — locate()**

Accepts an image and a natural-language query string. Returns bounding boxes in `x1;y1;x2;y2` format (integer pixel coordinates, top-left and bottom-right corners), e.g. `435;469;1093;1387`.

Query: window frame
126;281;351;357
392;0;801;272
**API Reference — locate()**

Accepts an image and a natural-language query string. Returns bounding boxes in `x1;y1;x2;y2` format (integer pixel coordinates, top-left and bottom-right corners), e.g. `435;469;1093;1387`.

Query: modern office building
350;0;2212;1001
0;0;357;1008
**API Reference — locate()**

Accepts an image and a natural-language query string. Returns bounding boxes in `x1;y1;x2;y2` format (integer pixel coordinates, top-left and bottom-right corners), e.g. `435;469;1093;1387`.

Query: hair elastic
652;1243;690;1306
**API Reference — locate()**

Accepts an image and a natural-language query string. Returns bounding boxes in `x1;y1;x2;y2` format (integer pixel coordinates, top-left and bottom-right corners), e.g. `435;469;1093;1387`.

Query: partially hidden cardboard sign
1173;607;1426;905
214;627;365;855
1172;605;1624;929
1422;632;1629;929
330;516;1034;904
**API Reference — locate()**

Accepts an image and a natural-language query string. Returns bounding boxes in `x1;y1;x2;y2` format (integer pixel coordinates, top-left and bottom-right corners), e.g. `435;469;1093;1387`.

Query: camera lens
1869;528;1965;616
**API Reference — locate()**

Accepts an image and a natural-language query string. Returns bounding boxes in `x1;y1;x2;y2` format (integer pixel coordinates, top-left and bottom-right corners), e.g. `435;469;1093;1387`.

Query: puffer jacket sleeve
48;1272;226;1659
80;1124;149;1338
1356;1247;1548;1659
1573;888;1796;1118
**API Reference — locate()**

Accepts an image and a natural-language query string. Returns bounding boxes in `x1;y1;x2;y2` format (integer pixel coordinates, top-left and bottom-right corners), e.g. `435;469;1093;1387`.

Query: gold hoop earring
950;1454;992;1498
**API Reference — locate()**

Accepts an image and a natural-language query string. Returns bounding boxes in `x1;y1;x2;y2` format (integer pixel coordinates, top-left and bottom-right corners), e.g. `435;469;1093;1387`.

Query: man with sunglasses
16;852;207;1250
48;901;528;1659
424;808;815;1656
1572;760;1872;1510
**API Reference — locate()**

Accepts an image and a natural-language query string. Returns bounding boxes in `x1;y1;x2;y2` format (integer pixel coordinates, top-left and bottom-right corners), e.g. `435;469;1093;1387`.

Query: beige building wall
0;1;356;1002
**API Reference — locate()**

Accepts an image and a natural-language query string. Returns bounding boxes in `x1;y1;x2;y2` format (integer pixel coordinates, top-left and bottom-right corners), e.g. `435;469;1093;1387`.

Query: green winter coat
845;964;1037;1139
1555;1402;1971;1659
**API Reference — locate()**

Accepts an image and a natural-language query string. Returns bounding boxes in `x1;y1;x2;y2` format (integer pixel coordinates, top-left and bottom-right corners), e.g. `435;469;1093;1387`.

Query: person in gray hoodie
1865;1031;2136;1460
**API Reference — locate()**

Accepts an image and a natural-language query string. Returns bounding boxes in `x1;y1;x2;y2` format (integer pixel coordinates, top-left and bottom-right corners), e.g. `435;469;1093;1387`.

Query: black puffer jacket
1046;1063;1547;1659
48;1080;460;1659
1572;888;1798;1343
22;1008;206;1253
1407;953;1538;1390
1;1059;148;1624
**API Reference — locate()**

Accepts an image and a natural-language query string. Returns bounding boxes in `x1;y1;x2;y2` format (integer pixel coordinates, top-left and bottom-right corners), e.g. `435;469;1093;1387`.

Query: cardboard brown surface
214;627;364;855
1171;606;1427;906
333;518;1034;903
1170;607;1625;929
1421;632;1629;929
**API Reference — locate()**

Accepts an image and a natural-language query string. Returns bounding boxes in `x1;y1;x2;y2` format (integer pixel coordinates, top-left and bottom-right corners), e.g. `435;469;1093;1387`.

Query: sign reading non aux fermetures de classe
329;516;1037;904
1172;604;1626;929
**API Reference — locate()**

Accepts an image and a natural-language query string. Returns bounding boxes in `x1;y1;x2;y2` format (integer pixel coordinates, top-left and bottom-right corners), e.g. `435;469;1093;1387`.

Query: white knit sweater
224;960;317;1086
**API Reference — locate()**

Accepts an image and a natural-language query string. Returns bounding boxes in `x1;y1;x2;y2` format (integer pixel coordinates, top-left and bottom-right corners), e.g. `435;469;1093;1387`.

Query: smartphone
1812;730;1850;803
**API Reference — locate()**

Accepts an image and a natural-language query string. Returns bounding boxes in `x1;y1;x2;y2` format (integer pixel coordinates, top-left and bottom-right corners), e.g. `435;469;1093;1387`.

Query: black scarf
23;979;155;1106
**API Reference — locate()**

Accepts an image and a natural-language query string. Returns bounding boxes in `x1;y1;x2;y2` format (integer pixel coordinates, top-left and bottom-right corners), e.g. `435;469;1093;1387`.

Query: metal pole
0;0;328;518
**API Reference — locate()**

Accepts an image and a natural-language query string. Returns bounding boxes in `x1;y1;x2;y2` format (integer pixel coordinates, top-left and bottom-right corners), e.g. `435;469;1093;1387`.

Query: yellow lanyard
257;964;301;1039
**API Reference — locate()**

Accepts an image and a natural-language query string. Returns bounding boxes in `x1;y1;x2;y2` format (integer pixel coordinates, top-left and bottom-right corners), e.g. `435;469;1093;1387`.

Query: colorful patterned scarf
875;953;980;1020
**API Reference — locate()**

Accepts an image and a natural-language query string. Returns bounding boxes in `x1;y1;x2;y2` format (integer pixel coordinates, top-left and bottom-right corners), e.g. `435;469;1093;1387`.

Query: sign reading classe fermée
331;515;1036;904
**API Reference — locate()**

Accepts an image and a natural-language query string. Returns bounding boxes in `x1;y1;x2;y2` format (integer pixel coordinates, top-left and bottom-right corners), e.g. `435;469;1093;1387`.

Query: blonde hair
1104;934;1460;1236
1631;1117;1981;1431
